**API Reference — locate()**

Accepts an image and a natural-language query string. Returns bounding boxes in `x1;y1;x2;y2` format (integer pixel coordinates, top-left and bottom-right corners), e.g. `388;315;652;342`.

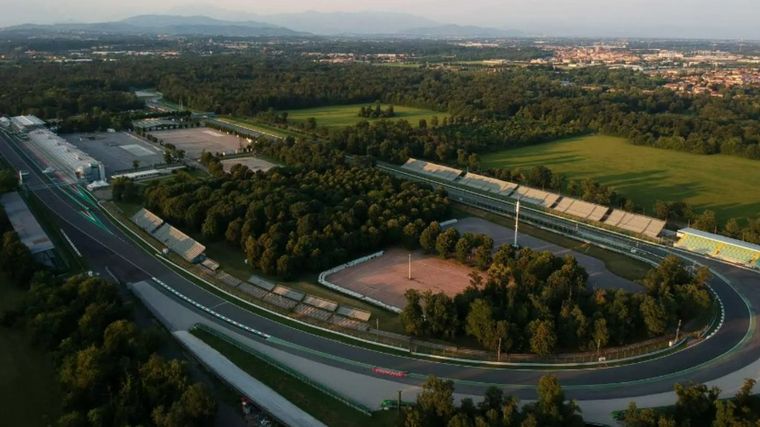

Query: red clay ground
326;248;474;309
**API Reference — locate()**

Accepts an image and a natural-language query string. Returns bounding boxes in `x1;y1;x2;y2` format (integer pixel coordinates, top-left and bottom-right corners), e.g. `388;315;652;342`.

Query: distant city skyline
1;0;759;39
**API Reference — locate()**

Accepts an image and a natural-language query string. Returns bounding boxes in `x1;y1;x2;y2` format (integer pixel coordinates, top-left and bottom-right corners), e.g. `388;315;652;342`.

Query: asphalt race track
2;129;759;401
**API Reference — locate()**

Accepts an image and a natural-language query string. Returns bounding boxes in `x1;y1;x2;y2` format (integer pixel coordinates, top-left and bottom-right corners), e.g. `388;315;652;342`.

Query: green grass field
0;275;62;426
481;135;760;223
285;103;447;128
192;328;398;427
218;116;306;139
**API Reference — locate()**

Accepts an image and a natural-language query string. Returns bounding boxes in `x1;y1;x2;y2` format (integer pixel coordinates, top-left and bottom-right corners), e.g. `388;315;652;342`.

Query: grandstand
272;285;305;302
131;208;164;234
331;315;370;331
675;228;760;270
512;186;561;208
336;306;372;322
152;223;206;263
395;158;668;239
458;173;518;196
603;210;666;239
553;197;610;221
237;283;270;300
401;158;463;181
215;271;242;288
294;304;334;322
248;275;276;291
303;295;338;312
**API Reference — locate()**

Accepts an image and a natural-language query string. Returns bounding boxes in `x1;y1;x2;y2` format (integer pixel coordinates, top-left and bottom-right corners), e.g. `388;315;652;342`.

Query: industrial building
26;129;105;183
10;115;46;132
0;192;56;267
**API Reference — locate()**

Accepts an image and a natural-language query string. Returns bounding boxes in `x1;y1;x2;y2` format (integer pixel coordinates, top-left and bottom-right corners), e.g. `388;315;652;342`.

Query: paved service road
1;130;758;402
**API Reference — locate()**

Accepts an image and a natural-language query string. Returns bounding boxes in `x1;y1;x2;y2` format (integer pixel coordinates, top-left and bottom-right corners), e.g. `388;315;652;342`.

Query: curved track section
1;131;757;401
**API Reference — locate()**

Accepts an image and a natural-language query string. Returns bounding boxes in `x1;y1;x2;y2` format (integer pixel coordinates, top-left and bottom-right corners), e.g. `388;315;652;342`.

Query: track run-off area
2;129;759;414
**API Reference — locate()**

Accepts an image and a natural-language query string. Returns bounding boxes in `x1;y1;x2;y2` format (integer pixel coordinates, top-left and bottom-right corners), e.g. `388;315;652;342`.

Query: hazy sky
1;0;759;38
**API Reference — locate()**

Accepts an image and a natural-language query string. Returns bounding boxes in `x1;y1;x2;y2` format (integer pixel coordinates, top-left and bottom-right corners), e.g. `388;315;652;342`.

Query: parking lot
64;132;164;177
148;127;251;159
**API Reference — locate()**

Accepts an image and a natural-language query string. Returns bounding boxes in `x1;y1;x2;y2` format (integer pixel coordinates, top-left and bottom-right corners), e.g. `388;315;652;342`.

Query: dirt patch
326;248;474;309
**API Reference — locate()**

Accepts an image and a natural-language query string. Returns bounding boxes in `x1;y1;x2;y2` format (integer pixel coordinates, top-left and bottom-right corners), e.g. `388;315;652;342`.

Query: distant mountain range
0;12;519;39
1;15;306;37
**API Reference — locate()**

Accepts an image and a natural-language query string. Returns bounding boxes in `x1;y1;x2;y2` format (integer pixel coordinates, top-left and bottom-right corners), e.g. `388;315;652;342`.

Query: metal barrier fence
193;323;373;416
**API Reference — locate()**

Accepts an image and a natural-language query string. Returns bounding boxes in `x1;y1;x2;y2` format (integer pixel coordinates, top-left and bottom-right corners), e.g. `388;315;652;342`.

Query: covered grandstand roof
677;228;760;252
152;223;205;262
401;158;463;181
676;228;760;269
458;173;518;196
131;208;164;234
0;192;55;255
512;186;561;208
553;197;610;221
603;209;666;238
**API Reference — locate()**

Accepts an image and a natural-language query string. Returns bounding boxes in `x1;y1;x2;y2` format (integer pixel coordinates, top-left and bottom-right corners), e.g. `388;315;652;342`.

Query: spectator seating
131;208;164;234
151;223;206;263
303;295;338;312
603;209;666;238
401;158;463;181
294;304;333;322
337;306;372;322
237;283;270;299
331;315;370;331
248;275;276;291
512;187;561;208
676;228;760;270
457;173;518;196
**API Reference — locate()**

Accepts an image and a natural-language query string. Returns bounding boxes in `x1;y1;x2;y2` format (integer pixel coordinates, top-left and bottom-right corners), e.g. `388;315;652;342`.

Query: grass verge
191;327;399;427
284;103;447;128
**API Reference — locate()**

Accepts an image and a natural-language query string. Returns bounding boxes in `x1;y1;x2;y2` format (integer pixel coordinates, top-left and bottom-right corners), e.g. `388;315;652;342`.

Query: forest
405;374;760;427
3;54;760;162
0;201;216;426
143;153;449;278
402;234;712;355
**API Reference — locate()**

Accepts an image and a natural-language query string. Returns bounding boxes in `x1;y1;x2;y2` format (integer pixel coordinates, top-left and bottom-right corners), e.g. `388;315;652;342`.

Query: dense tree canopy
402;249;711;354
0;274;216;426
144;160;449;278
403;375;583;427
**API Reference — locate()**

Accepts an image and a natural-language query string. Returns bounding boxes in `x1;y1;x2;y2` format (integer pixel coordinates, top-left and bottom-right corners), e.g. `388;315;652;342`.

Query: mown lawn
0;275;62;426
481;135;760;223
285;103;447;128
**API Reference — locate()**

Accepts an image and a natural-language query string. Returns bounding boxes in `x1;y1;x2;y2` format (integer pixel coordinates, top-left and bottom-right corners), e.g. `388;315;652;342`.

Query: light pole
514;199;521;248
408;253;412;280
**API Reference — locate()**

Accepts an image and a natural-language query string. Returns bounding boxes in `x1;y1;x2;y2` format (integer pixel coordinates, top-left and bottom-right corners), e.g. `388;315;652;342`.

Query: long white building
26;128;105;183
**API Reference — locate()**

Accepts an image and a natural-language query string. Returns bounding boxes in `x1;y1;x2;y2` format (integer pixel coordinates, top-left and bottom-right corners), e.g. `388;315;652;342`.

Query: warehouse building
0;192;56;267
26;129;105;183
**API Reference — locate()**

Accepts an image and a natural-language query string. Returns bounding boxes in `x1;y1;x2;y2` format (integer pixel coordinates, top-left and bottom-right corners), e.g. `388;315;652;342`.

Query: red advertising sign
372;367;408;378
